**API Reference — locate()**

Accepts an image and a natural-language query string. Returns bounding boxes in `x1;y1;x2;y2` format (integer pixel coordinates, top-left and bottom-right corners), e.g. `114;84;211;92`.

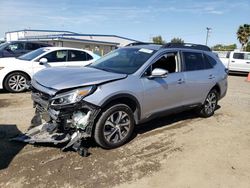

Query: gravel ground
0;74;249;188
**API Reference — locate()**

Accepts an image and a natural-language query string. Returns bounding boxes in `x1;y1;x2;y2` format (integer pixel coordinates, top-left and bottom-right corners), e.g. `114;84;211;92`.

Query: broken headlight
51;86;93;106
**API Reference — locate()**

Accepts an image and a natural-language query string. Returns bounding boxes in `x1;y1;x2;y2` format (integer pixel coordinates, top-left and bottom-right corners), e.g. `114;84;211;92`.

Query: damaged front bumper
12;88;101;154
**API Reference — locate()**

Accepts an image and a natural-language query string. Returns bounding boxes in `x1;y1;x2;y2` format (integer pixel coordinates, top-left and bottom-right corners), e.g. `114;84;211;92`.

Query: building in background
5;29;139;55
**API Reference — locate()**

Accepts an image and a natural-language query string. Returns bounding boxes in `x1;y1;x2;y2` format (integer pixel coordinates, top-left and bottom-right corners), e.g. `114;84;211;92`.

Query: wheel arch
211;83;221;97
100;93;141;124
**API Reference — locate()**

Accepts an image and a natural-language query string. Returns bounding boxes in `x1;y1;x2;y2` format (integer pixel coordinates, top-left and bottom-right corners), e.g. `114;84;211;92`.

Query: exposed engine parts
12;100;100;157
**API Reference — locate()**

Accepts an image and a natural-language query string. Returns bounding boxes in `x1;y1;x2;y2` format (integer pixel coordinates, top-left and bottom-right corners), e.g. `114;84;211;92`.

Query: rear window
183;52;212;71
68;50;93;61
204;54;217;67
233;53;244;59
26;43;41;50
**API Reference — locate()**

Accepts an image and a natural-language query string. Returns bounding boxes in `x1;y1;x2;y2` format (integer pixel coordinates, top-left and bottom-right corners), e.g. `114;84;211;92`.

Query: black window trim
180;50;214;72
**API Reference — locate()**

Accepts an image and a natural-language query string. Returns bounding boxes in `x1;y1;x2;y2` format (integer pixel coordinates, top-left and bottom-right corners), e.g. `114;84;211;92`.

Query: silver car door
181;51;216;106
141;51;185;118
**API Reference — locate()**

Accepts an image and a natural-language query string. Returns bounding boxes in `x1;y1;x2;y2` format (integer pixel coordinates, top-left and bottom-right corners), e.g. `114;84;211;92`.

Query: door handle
177;78;185;84
209;74;215;79
231;60;235;63
246;62;250;64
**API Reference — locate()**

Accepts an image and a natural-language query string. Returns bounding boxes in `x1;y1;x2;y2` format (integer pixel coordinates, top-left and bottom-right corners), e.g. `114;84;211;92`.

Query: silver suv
15;43;227;155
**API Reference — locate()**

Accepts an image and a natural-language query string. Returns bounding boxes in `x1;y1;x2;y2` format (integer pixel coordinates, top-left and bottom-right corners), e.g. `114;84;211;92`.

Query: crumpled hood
32;66;127;91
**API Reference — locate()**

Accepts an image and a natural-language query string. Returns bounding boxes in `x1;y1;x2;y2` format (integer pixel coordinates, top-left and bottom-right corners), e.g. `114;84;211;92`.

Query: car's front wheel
94;104;135;149
4;72;29;93
198;89;218;117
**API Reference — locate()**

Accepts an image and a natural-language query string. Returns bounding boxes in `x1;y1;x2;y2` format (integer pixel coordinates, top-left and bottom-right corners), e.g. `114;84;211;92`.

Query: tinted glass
26;43;41;50
233;53;244;59
90;48;156;74
18;48;47;61
183;52;211;71
68;50;93;61
204;54;217;67
42;50;67;62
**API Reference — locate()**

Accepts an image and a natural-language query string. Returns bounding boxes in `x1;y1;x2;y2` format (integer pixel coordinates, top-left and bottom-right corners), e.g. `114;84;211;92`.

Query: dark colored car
0;41;51;58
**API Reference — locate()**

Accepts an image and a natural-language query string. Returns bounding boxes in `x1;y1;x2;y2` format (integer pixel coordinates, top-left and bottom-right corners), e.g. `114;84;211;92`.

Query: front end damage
12;87;100;156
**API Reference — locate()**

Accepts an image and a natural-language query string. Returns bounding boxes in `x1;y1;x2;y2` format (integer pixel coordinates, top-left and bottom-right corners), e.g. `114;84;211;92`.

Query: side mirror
148;68;168;79
39;58;48;65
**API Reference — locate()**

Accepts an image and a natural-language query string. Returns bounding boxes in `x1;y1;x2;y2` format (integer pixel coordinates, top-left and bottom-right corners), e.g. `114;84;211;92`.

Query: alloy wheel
8;74;27;92
204;92;217;115
103;111;131;144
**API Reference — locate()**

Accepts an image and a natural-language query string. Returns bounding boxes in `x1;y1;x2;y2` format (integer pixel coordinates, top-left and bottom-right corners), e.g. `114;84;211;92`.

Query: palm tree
237;24;250;50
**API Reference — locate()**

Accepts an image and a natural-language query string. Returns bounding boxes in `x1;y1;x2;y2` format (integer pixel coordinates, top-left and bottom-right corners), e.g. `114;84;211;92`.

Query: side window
233;53;244;59
183;52;208;71
204;54;217;67
26;43;40;50
42;50;67;62
244;53;250;60
151;52;178;74
68;50;93;61
6;43;24;51
86;52;93;60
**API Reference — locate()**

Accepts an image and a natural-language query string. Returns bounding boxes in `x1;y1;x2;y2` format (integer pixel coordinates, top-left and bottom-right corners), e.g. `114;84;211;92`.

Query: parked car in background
15;43;227;155
220;50;250;73
0;41;51;58
0;47;100;92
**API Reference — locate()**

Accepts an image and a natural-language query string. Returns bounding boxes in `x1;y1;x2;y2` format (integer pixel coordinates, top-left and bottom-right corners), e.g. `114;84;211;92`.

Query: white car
220;51;250;73
0;47;100;92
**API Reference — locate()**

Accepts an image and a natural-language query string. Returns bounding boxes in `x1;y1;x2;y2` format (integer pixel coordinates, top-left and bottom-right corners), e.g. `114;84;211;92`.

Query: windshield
17;48;48;61
0;42;8;50
89;48;156;74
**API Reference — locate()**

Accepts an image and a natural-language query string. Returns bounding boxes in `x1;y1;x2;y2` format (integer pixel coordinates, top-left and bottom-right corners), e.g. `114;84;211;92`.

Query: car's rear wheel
198;89;218;117
94;104;135;149
4;72;28;93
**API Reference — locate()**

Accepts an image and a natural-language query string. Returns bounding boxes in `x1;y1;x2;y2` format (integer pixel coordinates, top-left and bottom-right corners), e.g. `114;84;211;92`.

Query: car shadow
132;105;221;139
0;124;26;170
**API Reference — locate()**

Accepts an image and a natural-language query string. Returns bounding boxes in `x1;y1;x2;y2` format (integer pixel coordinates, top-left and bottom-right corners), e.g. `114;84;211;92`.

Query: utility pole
206;27;212;46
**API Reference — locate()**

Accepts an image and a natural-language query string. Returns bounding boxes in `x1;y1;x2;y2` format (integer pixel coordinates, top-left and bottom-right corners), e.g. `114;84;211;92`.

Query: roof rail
125;42;159;46
162;43;211;51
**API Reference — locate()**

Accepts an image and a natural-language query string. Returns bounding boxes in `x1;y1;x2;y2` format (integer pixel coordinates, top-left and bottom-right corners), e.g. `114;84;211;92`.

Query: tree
152;35;165;44
237;24;250;50
212;44;237;51
170;37;184;43
246;42;250;52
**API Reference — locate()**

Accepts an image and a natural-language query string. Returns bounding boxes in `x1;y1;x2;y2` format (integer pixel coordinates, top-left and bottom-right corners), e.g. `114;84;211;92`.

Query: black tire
94;104;135;149
198;89;218;118
4;72;29;93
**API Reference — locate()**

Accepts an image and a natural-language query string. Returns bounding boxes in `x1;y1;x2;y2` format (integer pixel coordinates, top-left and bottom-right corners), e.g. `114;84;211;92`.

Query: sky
0;0;249;47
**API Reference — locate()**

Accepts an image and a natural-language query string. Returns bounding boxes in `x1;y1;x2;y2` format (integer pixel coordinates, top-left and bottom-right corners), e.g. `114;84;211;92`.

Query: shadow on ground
0;124;26;170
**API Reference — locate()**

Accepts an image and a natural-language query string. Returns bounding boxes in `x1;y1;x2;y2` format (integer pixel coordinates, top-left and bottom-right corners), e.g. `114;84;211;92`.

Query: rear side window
183;52;212;71
25;43;41;50
204;54;217;67
233;53;244;59
68;50;93;61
